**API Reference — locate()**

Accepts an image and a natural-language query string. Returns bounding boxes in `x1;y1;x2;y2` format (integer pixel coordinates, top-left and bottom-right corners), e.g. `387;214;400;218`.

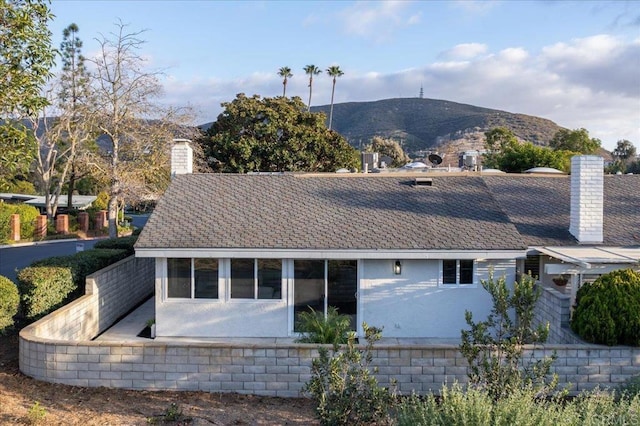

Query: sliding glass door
293;260;357;332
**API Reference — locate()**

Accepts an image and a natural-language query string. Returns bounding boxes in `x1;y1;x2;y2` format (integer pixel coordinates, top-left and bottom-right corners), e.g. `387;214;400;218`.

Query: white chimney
570;155;604;243
171;139;193;177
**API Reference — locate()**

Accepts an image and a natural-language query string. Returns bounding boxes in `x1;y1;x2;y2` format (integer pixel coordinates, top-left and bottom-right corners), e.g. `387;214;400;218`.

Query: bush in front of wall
571;269;640;346
0;275;20;333
304;323;395;426
296;306;351;345
31;248;129;293
93;235;138;255
17;267;75;320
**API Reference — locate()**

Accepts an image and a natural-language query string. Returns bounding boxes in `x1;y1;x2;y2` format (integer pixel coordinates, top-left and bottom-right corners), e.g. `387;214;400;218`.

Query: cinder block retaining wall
535;284;584;344
19;259;640;396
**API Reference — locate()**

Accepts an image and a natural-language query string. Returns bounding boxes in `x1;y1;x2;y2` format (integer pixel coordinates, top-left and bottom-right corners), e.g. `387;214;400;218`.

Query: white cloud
440;43;488;60
338;1;420;41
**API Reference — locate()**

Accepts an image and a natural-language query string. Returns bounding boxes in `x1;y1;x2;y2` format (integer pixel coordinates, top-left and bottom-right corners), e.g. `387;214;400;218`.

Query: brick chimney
569;155;603;243
171;139;193;177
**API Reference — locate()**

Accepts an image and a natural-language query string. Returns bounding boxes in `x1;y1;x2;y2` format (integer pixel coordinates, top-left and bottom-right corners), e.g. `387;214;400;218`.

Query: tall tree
89;21;195;237
365;136;410;167
303;65;322;111
612;139;637;161
199;93;359;173
482;127;519;169
549;128;601;154
0;0;56;191
277;66;292;97
326;65;344;130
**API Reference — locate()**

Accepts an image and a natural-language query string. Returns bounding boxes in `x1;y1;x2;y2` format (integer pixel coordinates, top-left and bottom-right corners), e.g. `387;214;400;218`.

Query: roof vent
414;177;433;186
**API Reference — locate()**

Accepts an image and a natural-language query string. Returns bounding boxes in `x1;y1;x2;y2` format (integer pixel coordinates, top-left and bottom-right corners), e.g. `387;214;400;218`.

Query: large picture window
441;259;474;286
167;258;219;299
231;259;282;299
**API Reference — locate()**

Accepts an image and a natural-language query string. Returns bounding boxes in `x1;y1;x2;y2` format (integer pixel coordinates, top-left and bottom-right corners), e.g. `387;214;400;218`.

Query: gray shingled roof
135;174;527;251
483;174;640;247
135;173;640;252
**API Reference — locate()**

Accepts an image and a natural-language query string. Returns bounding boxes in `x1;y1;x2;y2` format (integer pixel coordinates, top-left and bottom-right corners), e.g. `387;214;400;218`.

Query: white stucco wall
155;257;516;339
361;259;515;338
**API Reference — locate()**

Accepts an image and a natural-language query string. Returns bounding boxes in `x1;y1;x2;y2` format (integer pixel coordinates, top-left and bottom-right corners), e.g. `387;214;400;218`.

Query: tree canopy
199;93;359;173
364;136;410;167
0;0;56;191
549;128;601;154
483;127;575;173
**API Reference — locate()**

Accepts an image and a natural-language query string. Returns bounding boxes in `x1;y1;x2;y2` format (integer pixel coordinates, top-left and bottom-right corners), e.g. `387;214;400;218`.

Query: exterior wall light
394;260;402;275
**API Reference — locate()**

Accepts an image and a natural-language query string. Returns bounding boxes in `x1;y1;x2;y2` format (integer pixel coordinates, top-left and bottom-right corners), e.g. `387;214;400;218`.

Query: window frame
439;259;476;287
229;258;283;301
166;258;220;300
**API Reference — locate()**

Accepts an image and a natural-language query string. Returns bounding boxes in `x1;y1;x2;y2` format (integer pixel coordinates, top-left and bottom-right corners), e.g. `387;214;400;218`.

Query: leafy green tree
482;127;518;169
613;139;637;161
607;139;638;174
460;273;557;400
549;128;601;154
303;65;322;111
483;128;574;173
58;23;96;210
0;0;56;190
277;66;292;97
364;136;410;167
326;65;344;130
200;93;359;173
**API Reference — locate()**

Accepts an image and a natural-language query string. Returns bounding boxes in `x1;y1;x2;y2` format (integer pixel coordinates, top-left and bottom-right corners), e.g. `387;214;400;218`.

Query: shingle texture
483;174;640;247
135;174;527;251
135;173;640;252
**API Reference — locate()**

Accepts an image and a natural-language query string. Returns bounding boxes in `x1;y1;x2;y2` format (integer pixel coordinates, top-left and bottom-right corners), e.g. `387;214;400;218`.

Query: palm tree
278;66;292;97
326;65;344;130
303;65;322;111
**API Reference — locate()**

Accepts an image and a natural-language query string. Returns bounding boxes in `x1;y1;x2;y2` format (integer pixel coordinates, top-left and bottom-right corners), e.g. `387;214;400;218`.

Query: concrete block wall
18;337;640;397
535;284;583;344
22;255;154;342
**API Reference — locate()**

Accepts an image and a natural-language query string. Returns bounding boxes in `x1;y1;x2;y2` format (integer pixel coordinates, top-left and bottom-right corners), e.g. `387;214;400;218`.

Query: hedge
0;275;20;333
93;234;138;255
17;267;75;320
0;203;40;243
31;248;130;292
571;269;640;346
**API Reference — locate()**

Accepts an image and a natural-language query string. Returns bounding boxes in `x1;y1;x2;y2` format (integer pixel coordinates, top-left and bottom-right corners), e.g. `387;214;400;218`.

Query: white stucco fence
19;256;640;396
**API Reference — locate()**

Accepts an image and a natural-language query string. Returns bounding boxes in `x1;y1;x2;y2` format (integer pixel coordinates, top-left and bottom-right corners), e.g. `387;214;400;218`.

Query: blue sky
48;0;640;151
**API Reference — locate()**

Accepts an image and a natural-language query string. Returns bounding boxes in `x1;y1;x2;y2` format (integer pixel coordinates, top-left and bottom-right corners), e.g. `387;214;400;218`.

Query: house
134;141;640;340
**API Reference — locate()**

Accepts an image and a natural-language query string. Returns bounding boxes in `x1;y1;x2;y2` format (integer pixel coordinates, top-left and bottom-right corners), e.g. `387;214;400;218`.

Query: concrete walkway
95;297;155;342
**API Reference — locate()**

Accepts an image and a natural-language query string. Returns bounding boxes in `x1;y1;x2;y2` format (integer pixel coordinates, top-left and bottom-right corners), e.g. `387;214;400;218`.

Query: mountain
309;98;563;154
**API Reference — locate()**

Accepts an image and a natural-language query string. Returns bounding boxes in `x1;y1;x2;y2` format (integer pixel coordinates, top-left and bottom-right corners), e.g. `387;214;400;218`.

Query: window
231;259;282;299
167;258;219;299
442;259;474;286
293;259;357;332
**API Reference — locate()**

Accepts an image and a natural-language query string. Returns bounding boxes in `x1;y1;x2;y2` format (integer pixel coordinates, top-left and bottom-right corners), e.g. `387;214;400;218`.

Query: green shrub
32;248;129;292
93;235;138;255
304;323;395;425
395;385;640;426
92;191;109;211
0;275;20;333
619;375;640;397
571;269;640;346
17;267;75;320
296;306;351;345
0;203;41;243
460;273;556;400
